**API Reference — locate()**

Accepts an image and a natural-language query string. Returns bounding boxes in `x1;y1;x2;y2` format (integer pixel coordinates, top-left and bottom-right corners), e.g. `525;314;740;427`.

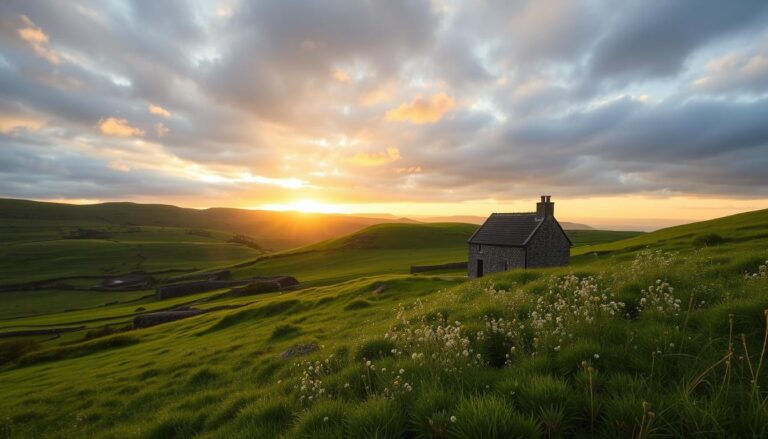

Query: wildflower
593;354;600;359
323;417;329;422
450;416;457;423
399;369;405;374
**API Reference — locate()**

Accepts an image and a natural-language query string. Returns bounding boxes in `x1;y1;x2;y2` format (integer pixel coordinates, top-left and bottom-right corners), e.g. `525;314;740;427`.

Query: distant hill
413;215;593;229
298;223;478;252
0;198;411;250
230;223;476;286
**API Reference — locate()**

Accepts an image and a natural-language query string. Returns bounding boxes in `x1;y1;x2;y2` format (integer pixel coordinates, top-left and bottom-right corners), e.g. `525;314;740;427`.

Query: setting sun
259;199;349;214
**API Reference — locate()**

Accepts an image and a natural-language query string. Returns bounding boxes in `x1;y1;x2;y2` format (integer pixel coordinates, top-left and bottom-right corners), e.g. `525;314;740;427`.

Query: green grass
0;223;262;285
566;229;644;247
1;208;767;437
0;289;152;320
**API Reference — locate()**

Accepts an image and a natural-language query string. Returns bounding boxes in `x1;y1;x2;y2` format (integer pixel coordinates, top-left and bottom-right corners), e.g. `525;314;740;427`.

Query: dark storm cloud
588;0;768;81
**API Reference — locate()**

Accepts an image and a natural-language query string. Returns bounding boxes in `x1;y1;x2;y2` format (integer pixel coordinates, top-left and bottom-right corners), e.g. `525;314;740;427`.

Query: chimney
535;195;554;221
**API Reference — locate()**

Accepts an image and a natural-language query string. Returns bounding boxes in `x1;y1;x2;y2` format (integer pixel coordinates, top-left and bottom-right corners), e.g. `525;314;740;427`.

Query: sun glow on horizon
258;199;350;214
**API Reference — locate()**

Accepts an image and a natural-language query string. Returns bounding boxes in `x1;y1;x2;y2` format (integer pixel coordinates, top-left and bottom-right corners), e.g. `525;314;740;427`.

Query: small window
478;244;483;253
504;261;508;271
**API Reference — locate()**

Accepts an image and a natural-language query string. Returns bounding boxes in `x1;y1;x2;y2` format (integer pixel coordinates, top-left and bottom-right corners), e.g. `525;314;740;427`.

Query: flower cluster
532;275;625;334
476;316;526;365
628;249;677;277
745;260;768;280
293;354;339;405
385;315;482;371
638;280;681;317
372;364;413;399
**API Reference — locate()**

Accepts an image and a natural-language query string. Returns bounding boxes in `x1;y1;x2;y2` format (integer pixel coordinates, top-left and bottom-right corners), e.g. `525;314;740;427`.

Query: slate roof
467;212;542;246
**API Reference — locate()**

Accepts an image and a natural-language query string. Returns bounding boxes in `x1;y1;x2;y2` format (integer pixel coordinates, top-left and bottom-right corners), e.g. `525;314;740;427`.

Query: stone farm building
467;196;571;278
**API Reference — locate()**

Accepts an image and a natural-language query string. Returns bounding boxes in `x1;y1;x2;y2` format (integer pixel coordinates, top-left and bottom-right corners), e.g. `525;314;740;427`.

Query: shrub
408;387;456;439
449;394;540;439
0;340;41;366
235;397;293;437
346;397;407;438
514;374;573;413
355;338;396;361
292;399;347;439
692;233;725;247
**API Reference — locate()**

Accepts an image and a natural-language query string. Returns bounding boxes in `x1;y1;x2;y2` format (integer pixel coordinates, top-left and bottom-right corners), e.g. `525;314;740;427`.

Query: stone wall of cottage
467;244;526;278
525;218;570;267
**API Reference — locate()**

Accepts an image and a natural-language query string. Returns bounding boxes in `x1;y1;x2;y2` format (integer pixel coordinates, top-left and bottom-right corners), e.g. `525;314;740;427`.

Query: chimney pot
540;195;546;202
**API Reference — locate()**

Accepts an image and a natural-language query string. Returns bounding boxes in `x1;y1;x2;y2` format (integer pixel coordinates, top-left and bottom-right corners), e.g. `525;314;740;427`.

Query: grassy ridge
0;210;766;437
229;224;475;287
0;198;405;250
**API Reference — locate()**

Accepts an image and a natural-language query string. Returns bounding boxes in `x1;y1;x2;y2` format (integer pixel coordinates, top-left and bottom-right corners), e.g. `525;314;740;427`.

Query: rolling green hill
1;208;767;437
0;211;768;438
228;223;477;287
0;198;406;250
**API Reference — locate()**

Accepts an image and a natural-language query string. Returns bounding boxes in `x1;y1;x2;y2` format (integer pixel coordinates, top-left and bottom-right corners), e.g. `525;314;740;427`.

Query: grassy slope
0;222;640;328
566;229;644;247
227;223;476;287
0;223;261;285
0;198;402;250
0;210;767;437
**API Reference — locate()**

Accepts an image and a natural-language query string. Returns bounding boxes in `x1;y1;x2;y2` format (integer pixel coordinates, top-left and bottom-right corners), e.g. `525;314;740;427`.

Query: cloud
386;93;456;124
348;147;401;167
1;0;768;209
588;0;768;81
154;122;169;137
16;15;60;64
0;115;42;133
148;104;171;118
98;117;145;137
331;68;351;83
692;46;768;94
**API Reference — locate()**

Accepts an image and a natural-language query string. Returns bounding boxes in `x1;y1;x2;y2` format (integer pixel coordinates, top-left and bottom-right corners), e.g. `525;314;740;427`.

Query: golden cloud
348;147;401;167
0;115;42;134
331;68;351;83
17;15;60;64
385;92;456;124
148;104;171;118
98;117;145;137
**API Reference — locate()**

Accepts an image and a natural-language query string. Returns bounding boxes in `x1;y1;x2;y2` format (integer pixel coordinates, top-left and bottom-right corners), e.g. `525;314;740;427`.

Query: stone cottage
467;196;571;278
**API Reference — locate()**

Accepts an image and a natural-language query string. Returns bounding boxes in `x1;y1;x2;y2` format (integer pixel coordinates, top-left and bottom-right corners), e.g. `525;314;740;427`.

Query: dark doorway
477;259;484;277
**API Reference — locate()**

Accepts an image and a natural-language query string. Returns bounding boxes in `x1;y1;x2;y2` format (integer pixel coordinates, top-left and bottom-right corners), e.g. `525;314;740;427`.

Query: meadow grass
0;211;766;437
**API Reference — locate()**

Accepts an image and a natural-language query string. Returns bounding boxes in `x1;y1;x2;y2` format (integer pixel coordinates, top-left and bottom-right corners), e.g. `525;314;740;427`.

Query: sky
1;0;768;230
